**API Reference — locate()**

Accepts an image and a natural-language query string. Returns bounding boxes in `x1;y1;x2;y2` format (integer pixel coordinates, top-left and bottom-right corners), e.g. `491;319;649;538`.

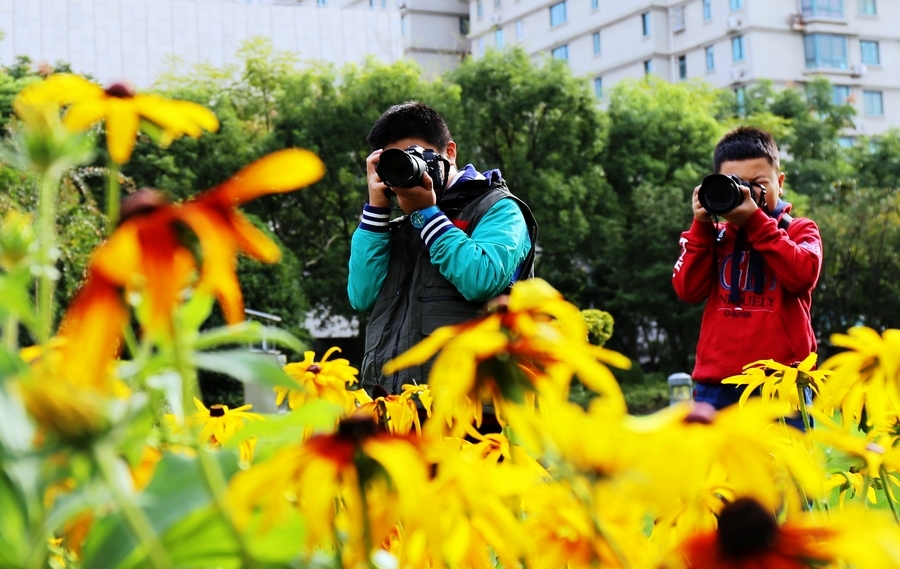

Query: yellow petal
62;99;108;132
105;97;141;164
212;149;326;205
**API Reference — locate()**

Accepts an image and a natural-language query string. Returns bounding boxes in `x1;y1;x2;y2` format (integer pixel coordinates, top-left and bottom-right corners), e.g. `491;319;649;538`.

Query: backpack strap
778;213;792;231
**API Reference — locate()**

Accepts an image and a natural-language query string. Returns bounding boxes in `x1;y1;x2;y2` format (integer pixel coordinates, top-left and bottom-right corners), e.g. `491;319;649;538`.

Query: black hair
713;126;781;173
366;101;452;152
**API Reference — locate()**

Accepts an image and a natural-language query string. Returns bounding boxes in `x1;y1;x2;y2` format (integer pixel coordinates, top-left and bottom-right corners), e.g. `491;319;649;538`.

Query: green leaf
179;291;216;333
226;399;342;449
194;350;296;389
193;321;308;354
0;468;30;568
81;450;240;569
0;272;38;334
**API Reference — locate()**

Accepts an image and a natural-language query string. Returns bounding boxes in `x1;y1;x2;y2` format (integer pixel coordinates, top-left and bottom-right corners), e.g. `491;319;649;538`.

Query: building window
494;0;501;8
732;35;745;61
641;12;651;36
369;0;387;7
703;0;712;20
858;0;876;15
477;0;483;18
833;85;851;105
592;31;601;54
705;45;715;70
550;1;567;26
839;136;855;148
516;19;524;39
591;0;598;9
804;33;848;69
594;77;603;99
495;28;505;48
736;87;746;114
678;55;687;79
401;15;407;34
644;59;653;74
459;17;470;35
477;37;484;55
864;90;883;115
861;40;880;64
730;0;742;9
552;44;569;61
802;0;845;18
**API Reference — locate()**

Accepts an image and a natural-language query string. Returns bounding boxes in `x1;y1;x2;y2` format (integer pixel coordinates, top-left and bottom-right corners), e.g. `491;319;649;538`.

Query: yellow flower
228;416;428;560
14;74;219;164
818;326;900;430
190;397;262;462
277;347;367;413
722;352;829;411
16;338;130;444
384;279;629;435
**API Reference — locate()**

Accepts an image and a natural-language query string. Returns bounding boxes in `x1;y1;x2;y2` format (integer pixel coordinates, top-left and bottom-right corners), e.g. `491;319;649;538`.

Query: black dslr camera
698;173;766;216
376;146;448;191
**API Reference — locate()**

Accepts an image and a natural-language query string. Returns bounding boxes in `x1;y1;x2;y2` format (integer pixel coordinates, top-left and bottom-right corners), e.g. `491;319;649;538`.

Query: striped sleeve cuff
359;204;391;233
420;211;454;248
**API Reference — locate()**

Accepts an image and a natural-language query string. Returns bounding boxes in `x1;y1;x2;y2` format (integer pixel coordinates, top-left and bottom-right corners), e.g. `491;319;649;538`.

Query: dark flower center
683;402;717;424
118;189;170;224
337;415;378;443
717;498;778;558
307;364;322;374
209;405;226;417
104;82;136;98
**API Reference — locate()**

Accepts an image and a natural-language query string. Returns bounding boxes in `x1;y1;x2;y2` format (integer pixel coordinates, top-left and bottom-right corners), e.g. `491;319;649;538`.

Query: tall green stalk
36;173;59;344
880;467;900;524
107;160;121;231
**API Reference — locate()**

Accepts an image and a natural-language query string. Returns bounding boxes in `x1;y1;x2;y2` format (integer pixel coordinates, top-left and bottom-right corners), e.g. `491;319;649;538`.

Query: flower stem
356;472;376;569
36;173;59;344
862;475;873;508
170;324;258;567
93;443;171;569
880;467;900;524
796;385;812;433
3;315;18;352
106;160;121;232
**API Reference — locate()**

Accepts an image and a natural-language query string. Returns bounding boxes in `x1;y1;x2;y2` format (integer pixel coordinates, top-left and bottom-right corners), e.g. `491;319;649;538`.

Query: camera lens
376;149;427;188
699;174;744;216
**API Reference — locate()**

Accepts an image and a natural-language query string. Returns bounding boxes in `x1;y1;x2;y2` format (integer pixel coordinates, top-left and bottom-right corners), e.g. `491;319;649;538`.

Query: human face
718;157;785;212
384;138;457;164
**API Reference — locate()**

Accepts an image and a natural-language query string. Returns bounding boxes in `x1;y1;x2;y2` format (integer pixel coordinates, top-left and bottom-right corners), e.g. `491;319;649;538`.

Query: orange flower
664;498;834;569
64;149;325;346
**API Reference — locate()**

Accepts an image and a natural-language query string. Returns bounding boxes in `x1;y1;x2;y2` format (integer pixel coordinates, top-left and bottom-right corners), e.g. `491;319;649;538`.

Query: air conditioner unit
726;15;743;31
491;13;502;23
850;63;868;77
788;13;805;31
671;5;686;33
730;66;746;81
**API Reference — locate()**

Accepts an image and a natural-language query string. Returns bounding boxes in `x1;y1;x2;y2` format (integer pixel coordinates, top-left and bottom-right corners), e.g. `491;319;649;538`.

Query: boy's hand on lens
394;172;437;215
722;183;758;226
692;185;711;223
366;149;391;209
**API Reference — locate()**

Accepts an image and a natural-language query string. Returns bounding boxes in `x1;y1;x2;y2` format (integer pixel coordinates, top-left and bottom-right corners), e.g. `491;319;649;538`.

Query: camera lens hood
699;173;744;216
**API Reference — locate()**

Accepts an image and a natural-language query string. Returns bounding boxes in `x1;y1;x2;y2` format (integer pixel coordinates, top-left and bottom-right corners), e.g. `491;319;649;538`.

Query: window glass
804;34;848;69
550;1;567;26
860;40;880;65
863;90;883;115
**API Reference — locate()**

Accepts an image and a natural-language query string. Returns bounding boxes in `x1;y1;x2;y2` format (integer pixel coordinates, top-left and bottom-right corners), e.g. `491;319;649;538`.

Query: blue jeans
693;382;813;431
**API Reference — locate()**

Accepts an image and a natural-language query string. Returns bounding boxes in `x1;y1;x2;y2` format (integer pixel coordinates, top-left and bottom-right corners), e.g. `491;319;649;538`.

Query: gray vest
360;180;537;394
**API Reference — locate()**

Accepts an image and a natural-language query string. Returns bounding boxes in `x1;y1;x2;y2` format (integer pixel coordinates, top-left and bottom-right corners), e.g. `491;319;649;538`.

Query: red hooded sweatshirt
672;206;823;384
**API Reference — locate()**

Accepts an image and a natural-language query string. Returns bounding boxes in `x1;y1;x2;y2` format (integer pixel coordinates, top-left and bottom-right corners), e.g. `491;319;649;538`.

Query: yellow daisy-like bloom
14;73;219;164
818;326;900;431
16;338;130;444
722;352;830;412
190;397;262;463
352;383;432;435
228;416;427;563
384;278;630;435
277;347;368;414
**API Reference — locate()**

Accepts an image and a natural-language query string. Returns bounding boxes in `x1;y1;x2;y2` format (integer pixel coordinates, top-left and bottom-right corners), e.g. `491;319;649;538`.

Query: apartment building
468;0;899;136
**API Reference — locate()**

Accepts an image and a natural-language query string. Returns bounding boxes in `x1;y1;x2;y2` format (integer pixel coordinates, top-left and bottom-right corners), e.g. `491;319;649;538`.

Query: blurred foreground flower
278;347;368;413
228;416;428;561
66;148;325;343
14;73;219;164
818;326;900;430
384;279;630;434
352;384;432;435
190;397;262;462
723;353;829;411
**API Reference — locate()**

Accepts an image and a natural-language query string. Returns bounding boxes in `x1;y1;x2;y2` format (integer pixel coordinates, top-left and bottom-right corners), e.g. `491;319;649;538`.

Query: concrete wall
0;0;405;87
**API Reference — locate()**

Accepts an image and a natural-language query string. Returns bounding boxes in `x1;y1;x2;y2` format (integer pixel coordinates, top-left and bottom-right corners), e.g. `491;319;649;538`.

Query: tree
595;77;726;372
447;48;613;302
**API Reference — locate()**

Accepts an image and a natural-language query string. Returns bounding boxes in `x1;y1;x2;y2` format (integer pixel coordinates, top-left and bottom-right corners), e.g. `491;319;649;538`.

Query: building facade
468;0;899;136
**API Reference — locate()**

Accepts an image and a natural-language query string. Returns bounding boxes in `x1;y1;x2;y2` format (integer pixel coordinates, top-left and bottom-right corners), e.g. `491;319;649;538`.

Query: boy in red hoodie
672;127;823;423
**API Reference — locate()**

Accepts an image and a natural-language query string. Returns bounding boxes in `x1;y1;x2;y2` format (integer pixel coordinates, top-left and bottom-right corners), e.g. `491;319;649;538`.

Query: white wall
0;0;405;87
